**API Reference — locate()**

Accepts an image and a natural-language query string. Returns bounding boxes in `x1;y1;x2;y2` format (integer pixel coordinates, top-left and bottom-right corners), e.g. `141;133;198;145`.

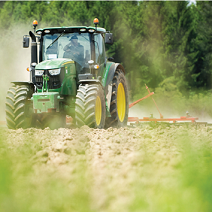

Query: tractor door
94;34;106;77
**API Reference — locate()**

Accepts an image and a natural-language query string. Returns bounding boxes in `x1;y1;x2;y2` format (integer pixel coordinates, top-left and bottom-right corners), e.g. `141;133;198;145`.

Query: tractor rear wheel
75;84;106;128
106;69;129;128
5;84;33;129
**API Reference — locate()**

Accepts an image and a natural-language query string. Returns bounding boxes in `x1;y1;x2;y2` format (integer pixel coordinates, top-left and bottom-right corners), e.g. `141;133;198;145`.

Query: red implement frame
129;91;154;108
128;116;198;124
128;85;198;123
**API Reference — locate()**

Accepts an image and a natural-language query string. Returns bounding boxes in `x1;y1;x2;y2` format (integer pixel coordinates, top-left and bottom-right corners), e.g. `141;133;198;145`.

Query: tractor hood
35;58;74;70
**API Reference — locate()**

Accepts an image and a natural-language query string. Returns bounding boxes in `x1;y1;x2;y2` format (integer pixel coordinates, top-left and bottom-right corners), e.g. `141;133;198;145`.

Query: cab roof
36;26;106;35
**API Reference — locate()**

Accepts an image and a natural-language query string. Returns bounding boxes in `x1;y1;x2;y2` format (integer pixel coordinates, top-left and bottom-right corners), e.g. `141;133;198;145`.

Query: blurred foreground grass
0;129;93;212
0;125;211;212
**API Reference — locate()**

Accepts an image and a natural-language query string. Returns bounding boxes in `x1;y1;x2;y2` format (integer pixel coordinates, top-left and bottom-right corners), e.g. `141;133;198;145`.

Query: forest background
0;1;212;120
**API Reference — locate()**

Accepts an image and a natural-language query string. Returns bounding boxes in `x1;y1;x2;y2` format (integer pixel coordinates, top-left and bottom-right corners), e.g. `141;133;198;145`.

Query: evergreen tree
162;1;198;95
0;1;211;97
195;1;212;90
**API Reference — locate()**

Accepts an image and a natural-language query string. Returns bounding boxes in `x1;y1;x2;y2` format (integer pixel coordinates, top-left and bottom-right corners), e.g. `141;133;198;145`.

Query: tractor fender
105;63;125;90
79;79;103;87
104;63;126;111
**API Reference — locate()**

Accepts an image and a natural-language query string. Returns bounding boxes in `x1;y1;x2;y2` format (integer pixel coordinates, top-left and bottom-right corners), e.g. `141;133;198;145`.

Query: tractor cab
43;32;92;66
40;28;106;71
23;20;113;85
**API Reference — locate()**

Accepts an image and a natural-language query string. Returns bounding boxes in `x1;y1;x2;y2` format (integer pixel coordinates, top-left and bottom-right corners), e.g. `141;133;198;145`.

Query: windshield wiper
46;32;64;49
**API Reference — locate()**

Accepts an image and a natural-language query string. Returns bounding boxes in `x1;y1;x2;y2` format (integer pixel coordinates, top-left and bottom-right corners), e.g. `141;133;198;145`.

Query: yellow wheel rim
117;83;126;122
95;96;102;126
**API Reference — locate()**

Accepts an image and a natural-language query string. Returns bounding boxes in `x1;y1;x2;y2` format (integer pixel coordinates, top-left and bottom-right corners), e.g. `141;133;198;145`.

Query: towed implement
5;19;129;129
128;85;199;125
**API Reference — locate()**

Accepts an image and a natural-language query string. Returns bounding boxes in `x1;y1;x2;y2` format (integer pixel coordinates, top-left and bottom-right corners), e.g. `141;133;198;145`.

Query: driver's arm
64;42;71;51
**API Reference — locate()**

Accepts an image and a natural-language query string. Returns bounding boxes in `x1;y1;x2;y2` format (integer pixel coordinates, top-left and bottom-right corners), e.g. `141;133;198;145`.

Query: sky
188;0;196;6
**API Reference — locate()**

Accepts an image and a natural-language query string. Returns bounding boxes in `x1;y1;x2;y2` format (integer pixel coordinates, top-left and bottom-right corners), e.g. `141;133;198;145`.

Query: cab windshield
42;32;91;66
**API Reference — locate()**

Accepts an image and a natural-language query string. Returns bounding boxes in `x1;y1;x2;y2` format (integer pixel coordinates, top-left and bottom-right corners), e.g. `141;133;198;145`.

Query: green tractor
5;19;129;129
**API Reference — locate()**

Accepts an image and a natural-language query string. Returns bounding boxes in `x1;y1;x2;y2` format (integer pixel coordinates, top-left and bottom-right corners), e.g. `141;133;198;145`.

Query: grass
129;138;212;212
0;129;94;212
0;125;211;212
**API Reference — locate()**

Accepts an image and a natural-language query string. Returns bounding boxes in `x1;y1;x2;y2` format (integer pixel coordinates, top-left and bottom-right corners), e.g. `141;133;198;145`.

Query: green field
0;125;211;212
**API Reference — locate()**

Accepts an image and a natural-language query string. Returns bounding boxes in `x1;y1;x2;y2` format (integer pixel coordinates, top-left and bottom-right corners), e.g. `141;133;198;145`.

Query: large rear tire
5;84;33;129
106;69;129;128
75;84;106;128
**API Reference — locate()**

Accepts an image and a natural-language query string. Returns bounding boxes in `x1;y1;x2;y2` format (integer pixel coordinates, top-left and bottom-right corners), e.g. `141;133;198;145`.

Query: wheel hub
117;82;126;122
95;96;102;126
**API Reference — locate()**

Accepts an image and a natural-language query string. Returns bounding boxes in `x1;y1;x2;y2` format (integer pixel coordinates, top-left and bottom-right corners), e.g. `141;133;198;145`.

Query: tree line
0;1;212;100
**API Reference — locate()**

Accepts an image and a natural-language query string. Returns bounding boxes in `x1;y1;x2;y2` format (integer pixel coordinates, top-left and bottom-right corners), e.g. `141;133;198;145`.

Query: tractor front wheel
5;84;33;129
75;84;106;128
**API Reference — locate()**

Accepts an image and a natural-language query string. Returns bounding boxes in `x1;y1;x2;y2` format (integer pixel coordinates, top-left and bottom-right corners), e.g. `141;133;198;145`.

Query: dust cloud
0;24;31;121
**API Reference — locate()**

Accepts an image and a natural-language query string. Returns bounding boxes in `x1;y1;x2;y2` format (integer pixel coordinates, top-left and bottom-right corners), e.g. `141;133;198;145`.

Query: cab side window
94;34;105;64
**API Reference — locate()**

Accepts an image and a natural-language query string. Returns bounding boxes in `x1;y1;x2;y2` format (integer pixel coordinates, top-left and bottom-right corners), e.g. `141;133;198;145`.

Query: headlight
49;68;60;75
88;29;95;33
35;70;44;76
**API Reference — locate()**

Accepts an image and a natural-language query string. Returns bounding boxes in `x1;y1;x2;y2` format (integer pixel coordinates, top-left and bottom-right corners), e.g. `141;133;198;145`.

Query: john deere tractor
5;19;129;129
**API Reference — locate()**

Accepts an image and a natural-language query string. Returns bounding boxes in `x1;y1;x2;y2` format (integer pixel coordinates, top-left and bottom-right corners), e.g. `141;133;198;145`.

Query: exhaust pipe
29;31;37;84
29;31;37;65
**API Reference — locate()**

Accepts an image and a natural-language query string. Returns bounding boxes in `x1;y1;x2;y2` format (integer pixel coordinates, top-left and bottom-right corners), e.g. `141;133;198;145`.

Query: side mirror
105;33;113;44
23;36;29;48
108;57;114;62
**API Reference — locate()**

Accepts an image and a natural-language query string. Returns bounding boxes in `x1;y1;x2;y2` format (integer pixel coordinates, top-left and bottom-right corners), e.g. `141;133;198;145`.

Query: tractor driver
63;35;84;63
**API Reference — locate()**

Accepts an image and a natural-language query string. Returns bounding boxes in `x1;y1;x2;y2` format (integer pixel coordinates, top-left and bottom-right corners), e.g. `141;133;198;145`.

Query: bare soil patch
0;124;212;212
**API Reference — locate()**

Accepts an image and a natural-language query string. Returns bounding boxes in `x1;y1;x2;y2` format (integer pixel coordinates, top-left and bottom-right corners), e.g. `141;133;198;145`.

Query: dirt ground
0;124;212;212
